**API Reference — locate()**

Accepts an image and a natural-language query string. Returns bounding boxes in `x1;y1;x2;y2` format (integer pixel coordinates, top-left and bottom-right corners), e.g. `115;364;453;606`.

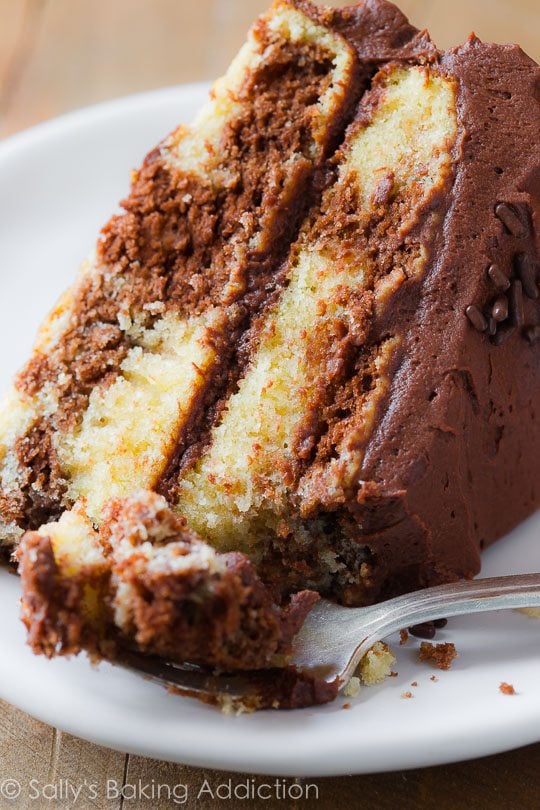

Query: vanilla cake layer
0;0;360;542
57;310;226;522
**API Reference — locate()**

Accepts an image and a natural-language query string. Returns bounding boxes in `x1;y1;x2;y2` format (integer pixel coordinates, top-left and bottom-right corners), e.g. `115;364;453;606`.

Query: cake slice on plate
1;0;539;707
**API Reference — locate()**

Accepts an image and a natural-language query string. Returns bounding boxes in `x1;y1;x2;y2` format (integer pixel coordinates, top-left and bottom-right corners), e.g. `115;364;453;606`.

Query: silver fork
117;573;540;710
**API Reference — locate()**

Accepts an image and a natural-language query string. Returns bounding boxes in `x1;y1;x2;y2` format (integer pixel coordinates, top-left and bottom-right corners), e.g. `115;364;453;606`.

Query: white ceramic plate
0;85;539;777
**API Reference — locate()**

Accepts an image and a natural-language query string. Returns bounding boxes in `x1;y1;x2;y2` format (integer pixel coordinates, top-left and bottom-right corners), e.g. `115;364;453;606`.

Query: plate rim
0;575;539;778
0;82;211;159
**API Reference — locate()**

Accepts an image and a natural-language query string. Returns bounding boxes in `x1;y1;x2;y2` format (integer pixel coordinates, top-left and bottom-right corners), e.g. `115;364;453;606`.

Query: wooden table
0;1;539;807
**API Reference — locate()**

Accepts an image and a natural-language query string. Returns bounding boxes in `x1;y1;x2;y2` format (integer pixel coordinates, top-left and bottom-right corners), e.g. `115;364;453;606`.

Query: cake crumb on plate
519;608;540;618
359;642;397;685
499;682;516;695
419;641;457;670
343;677;362;698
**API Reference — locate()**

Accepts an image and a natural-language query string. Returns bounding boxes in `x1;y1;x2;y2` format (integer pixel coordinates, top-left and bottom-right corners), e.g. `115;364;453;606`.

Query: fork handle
347;573;540;680
294;573;540;685
364;573;540;627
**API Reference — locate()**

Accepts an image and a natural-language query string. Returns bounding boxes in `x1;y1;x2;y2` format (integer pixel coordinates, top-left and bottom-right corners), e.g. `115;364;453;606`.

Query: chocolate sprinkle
495;202;529;238
516;254;539;300
510;280;525;327
409;622;436;640
465;305;488;332
488;264;510;291
488;317;497;336
525;325;540;345
492;296;509;322
434;618;448;629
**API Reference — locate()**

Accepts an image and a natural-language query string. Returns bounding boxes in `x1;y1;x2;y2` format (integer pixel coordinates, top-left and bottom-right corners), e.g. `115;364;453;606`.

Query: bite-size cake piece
18;492;317;671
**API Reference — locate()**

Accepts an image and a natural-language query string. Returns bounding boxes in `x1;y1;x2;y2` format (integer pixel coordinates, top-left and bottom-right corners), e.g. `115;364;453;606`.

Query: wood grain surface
0;1;539;807
1;0;539;138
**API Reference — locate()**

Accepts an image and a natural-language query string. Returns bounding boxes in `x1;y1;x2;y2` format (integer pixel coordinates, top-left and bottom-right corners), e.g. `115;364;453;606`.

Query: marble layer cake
1;0;539;693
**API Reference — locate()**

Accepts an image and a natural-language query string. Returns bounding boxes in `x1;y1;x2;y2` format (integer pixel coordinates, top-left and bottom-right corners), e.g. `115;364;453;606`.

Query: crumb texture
358;641;396;685
419;641;458;671
17;492;318;671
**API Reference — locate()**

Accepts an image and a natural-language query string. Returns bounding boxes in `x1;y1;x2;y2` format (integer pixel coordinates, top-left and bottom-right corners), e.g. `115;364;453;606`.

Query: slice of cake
2;0;540;708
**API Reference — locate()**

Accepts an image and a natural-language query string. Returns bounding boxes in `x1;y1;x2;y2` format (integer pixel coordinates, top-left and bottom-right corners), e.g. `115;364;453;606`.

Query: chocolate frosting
296;0;436;65
356;36;540;598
